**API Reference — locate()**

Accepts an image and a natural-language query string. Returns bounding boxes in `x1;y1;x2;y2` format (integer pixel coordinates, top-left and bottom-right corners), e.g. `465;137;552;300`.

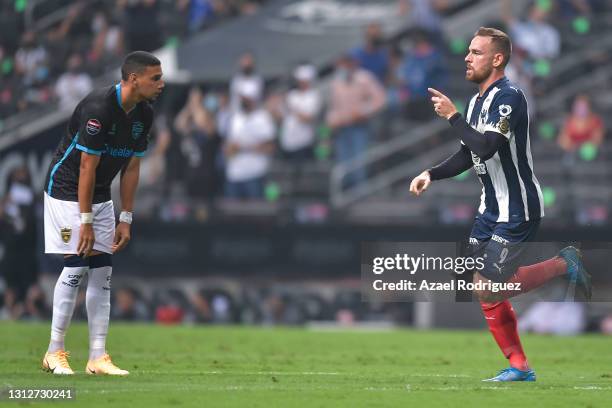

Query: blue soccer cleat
558;246;592;300
482;367;536;382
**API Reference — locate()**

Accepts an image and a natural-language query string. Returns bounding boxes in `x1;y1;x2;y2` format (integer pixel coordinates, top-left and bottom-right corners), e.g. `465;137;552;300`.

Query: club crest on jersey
479;109;487;122
86;119;102;135
60;227;72;243
498;117;510;134
131;122;144;140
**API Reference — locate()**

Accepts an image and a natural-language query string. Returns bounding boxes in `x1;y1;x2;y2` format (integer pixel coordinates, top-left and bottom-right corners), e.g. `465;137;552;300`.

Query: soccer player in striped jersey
409;27;591;382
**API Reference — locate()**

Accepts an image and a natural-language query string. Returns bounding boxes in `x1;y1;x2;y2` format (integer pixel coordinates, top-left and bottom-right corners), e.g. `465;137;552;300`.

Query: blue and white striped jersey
463;77;544;223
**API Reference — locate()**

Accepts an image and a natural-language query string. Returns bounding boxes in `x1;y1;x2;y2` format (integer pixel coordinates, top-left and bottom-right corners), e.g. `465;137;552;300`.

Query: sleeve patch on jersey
498;105;512;117
86;119;102;135
498;117;510;134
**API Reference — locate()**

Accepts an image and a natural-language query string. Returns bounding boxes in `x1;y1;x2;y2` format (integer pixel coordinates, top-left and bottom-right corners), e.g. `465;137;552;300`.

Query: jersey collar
115;83;122;108
115;83;136;115
479;77;508;100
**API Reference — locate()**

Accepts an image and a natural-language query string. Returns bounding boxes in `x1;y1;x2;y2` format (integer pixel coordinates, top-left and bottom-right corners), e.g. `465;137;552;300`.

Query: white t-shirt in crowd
280;88;321;152
226;108;275;182
55;72;94;111
229;74;263;112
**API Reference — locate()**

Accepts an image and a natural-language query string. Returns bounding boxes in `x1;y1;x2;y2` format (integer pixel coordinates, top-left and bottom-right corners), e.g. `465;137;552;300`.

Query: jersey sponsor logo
491;234;509;245
60;226;72;243
131;121;144;140
104;144;134;158
469;237;480;245
86;119;102;135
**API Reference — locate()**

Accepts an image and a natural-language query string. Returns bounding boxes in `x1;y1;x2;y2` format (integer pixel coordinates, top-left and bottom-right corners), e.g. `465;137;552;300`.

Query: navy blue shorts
466;215;541;283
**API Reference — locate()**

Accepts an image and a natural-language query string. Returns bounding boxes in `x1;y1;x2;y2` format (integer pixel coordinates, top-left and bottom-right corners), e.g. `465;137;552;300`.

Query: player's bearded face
465;36;495;84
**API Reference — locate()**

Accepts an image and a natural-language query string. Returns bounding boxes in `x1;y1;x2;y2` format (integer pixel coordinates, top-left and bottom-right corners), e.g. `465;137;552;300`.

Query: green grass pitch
1;322;611;407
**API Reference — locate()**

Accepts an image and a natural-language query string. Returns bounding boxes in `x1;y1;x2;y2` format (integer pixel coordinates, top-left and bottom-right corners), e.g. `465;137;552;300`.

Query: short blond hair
474;27;512;68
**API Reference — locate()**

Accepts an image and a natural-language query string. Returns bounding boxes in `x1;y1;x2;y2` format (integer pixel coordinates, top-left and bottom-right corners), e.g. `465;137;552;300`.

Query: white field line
135;370;472;378
75;384;612;393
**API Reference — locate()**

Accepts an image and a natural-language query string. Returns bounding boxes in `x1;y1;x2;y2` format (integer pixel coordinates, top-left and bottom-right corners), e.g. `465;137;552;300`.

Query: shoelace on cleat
54;351;71;369
100;354;120;370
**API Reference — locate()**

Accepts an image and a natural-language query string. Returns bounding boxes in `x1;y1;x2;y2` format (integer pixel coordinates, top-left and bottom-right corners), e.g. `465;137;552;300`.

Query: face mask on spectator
573;101;589;118
241;65;254;76
92;14;106;33
240;99;250;111
369;37;383;48
35;66;49;81
204;94;218;112
335;68;351;82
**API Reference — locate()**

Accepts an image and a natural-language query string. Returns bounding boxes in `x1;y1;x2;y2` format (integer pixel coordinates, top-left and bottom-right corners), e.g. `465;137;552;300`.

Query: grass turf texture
1;322;612;407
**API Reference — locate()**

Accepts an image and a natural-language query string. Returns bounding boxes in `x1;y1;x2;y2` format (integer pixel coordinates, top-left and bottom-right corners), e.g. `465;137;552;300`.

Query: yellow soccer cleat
86;354;129;376
42;351;75;375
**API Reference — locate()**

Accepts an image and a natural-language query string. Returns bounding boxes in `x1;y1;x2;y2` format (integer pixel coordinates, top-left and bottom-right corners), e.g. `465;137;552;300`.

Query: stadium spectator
557;94;605;153
327;54;386;187
0;167;45;320
178;0;217;33
506;3;560;60
224;81;275;199
279;64;321;160
399;30;447;120
213;91;232;138
519;301;586;335
351;23;390;85
46;1;92;62
55;53;93;111
117;0;163;52
174;86;219;199
398;0;449;43
89;10;125;66
553;0;594;20
112;287;150;321
15;31;49;87
0;73;21;118
229;52;263;113
139;113;171;188
505;47;535;115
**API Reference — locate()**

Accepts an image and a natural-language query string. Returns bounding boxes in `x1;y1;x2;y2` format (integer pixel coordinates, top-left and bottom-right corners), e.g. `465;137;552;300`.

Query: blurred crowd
0;0;267;120
147;22;453;201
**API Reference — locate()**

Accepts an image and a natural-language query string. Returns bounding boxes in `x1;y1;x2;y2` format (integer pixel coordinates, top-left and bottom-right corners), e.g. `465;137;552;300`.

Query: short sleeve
75;103;109;155
483;88;525;139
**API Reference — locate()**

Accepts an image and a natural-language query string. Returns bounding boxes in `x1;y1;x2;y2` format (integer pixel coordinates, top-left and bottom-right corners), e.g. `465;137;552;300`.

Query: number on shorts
499;247;509;264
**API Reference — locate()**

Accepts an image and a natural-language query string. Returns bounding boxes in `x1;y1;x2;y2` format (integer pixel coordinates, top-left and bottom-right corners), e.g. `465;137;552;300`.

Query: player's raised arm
428;87;458;119
428;87;507;160
77;151;100;257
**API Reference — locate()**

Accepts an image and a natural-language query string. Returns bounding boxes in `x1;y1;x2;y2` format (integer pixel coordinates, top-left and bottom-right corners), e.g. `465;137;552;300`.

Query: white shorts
44;192;115;254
